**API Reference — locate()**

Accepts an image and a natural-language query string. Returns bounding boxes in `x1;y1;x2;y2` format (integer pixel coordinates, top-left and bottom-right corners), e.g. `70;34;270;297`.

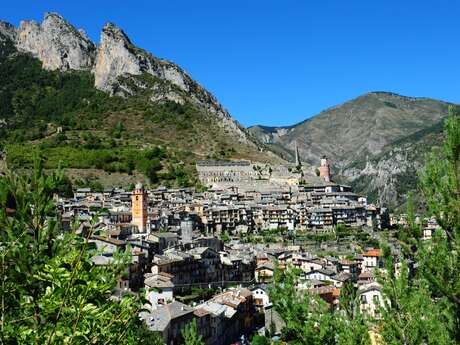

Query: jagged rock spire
16;12;96;71
94;22;144;92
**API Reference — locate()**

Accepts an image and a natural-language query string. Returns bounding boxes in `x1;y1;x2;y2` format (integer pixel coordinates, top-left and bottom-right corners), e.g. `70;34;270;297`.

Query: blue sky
3;0;460;127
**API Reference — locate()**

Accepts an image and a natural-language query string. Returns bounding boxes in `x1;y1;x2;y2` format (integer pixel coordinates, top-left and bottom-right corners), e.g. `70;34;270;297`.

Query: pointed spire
295;141;301;167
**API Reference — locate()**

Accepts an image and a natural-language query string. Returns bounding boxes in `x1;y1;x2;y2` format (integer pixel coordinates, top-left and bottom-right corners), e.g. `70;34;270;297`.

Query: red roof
364;249;381;257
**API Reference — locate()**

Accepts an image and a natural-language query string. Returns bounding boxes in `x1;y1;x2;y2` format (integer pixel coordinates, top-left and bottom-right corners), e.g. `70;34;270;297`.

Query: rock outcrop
93;23;143;92
0;21;18;42
94;22;251;143
16;13;96;71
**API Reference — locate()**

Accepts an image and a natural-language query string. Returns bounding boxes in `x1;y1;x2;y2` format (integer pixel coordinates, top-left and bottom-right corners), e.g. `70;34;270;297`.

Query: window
373;295;380;305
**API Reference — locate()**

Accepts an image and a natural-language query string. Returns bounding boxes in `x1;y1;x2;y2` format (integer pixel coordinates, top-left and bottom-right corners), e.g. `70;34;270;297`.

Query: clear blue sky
3;0;460;127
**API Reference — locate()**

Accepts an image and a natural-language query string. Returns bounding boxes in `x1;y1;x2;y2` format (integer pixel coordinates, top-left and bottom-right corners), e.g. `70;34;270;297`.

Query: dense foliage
181;319;205;345
0;44;119;139
0;159;166;344
269;267;370;345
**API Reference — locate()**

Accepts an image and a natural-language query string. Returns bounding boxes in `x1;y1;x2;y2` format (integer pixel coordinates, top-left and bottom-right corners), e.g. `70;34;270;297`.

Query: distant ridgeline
0;13;278;189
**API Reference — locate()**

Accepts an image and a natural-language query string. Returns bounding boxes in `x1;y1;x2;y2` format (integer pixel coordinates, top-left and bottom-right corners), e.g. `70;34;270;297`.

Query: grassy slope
0;38;272;189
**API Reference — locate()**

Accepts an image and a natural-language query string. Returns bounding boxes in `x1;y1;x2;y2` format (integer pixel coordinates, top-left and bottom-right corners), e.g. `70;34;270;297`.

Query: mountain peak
43;12;65;22
2;12;255;146
94;22;146;92
365;91;402;97
16;12;96;71
101;22;132;45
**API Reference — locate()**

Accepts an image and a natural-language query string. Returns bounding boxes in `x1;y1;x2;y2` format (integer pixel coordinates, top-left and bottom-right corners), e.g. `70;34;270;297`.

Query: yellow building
132;183;148;233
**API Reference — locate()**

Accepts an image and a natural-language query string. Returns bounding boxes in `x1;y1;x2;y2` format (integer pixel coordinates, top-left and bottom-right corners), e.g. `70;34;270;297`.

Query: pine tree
269;265;369;345
417;106;460;339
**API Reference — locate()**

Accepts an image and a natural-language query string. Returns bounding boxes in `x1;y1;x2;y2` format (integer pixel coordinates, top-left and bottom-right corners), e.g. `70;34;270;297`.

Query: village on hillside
55;156;438;345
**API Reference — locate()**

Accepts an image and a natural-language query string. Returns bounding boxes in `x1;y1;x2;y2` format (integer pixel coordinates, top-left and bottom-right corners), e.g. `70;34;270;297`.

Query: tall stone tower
319;156;331;182
132;182;148;233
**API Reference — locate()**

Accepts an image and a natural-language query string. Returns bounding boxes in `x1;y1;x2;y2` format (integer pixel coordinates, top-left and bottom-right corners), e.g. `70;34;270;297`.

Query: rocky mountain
0;12;279;188
249;92;454;208
0;12;254;144
346;120;445;208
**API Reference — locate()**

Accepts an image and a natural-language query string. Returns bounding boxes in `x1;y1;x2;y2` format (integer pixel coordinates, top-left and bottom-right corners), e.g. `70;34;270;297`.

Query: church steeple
295;141;301;168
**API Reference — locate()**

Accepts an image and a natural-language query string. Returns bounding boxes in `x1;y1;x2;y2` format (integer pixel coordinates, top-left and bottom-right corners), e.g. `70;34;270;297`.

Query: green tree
181;319;204;345
416;106;460;340
379;256;454;345
0;159;154;344
269;266;369;345
379;107;460;343
250;334;271;345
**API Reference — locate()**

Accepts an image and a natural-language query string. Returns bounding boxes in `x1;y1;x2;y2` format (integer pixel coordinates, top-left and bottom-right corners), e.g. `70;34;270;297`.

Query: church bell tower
132;182;148;233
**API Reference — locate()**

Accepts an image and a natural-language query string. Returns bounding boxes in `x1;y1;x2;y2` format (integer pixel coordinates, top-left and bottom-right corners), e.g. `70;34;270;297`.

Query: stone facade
196;160;255;184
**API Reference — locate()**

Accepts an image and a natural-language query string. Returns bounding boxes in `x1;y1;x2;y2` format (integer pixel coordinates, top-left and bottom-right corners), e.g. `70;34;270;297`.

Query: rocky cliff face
16;13;96;71
93;23;143;92
0;21;17;42
345;120;445;208
94;22;250;143
345;147;420;207
0;12;253;145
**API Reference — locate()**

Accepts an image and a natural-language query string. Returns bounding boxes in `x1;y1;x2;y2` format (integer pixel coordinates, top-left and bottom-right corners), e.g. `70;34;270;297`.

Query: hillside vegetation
0;34;272;189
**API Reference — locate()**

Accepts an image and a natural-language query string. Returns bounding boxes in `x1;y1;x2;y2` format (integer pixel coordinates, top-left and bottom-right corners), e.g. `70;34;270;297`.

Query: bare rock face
93;23;143;91
0;21;18;42
94;22;251;143
16;13;96;71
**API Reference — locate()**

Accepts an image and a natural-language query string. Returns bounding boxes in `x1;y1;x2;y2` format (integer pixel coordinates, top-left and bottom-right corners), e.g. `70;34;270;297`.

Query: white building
251;286;271;310
358;283;384;319
144;273;175;308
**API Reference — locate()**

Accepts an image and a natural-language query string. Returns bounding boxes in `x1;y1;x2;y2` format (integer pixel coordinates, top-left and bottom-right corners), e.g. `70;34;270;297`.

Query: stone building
319;156;331;182
196;160;255;185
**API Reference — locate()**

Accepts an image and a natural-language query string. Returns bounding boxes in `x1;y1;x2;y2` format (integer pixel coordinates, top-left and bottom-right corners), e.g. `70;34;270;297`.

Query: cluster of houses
254;247;387;318
88;227;260;344
62;180;390;237
88;221;389;344
52;158;435;344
